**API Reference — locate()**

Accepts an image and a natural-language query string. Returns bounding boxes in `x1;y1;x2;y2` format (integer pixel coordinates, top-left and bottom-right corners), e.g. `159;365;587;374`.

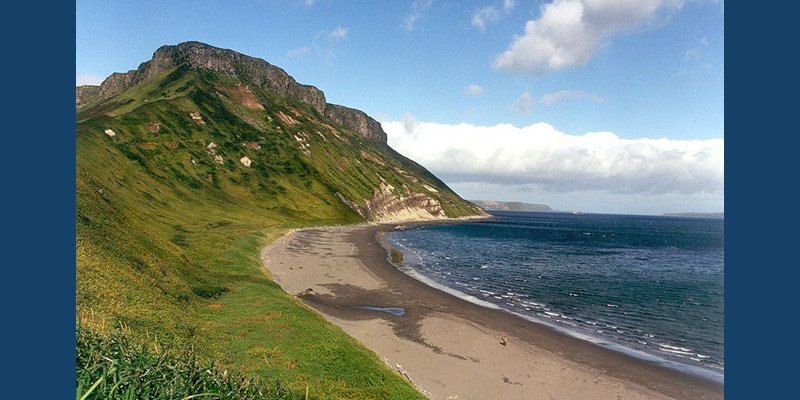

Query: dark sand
262;223;723;400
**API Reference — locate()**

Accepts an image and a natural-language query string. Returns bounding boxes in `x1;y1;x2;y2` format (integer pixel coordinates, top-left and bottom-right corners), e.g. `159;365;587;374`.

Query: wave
383;223;725;384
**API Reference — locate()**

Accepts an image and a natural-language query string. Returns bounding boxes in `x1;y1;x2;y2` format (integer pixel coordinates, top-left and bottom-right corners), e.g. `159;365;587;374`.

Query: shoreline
261;222;723;399
383;221;724;385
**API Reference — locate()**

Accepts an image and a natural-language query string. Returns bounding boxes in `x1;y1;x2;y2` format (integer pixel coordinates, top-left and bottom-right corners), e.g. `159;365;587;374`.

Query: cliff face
324;104;387;143
76;85;100;109
337;183;446;223
92;41;387;143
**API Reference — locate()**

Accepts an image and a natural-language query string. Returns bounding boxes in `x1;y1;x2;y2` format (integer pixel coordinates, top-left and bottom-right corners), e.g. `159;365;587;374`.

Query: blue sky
77;0;724;214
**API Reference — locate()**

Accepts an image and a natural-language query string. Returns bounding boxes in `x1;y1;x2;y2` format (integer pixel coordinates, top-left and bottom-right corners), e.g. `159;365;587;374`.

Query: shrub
191;285;229;299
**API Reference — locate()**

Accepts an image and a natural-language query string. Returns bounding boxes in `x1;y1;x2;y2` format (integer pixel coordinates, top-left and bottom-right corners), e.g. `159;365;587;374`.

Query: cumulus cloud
382;117;723;196
327;27;348;41
472;6;500;30
76;73;104;86
404;0;433;31
465;84;484;96
493;0;684;74
513;91;535;113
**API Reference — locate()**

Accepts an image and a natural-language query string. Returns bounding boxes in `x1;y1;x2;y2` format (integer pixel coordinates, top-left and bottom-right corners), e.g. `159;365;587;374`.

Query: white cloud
504;0;517;13
465;84;484;96
287;27;347;61
382;117;723;196
303;0;315;6
472;6;500;30
327;27;348;41
493;0;684;75
76;73;104;86
513;91;535;113
539;90;604;105
404;0;433;31
285;46;312;59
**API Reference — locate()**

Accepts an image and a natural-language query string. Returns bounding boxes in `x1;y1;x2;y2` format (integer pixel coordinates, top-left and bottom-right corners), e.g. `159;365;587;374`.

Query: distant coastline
471;199;553;212
663;212;724;219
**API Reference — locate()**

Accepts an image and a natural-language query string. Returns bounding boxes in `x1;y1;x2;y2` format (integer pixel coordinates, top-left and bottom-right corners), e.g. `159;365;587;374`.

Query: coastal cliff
82;41;389;144
76;40;489;399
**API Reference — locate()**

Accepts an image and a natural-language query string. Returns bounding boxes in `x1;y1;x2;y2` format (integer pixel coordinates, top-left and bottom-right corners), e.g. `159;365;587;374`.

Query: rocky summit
79;41;388;144
76;41;484;223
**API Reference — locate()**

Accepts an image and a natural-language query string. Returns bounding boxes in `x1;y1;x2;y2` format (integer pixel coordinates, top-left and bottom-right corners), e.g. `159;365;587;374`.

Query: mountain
77;41;483;223
472;200;554;212
75;41;483;398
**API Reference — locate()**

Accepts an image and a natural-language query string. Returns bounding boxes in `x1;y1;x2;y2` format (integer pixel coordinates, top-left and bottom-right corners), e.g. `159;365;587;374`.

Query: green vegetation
390;248;404;264
76;64;481;398
77;324;295;399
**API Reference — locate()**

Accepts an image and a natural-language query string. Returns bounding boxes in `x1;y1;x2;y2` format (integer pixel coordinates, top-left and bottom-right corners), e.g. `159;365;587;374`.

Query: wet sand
261;224;723;400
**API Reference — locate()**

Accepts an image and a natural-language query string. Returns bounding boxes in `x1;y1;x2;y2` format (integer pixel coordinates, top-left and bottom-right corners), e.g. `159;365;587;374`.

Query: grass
76;65;481;399
76;324;296;399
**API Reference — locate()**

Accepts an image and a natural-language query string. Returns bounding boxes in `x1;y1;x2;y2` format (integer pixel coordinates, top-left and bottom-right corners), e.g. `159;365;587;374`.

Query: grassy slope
76;67;481;399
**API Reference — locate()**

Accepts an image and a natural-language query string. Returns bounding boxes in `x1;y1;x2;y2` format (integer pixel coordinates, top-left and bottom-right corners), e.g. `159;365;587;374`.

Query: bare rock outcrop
338;183;446;223
93;41;325;114
84;41;389;143
324;104;387;143
76;85;100;109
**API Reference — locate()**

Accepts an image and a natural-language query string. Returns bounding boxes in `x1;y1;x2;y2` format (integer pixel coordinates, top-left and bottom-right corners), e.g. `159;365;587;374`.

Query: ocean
384;211;724;381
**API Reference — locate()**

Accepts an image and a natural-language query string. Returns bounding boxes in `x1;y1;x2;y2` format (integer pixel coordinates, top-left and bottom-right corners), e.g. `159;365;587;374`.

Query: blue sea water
385;211;724;380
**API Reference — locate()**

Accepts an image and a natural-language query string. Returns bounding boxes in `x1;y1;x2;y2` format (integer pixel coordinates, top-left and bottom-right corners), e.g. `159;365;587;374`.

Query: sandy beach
261;224;723;400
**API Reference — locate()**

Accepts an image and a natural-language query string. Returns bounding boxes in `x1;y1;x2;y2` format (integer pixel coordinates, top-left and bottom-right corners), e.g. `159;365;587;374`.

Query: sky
76;0;724;215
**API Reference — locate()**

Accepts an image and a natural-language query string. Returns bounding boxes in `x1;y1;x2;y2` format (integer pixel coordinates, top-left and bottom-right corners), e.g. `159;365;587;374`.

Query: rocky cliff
76;85;100;109
337;182;446;222
90;41;388;143
324;103;387;143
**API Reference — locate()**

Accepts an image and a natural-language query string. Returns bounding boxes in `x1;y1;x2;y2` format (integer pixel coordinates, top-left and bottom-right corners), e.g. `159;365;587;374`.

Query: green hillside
76;42;482;399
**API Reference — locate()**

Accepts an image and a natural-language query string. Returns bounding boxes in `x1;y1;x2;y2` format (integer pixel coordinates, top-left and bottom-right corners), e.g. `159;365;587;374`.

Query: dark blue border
5;1;795;398
4;1;75;397
725;2;797;399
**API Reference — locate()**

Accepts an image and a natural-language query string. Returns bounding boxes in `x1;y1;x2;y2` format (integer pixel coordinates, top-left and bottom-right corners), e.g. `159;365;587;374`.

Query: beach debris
395;363;413;382
297;288;315;298
499;335;508;346
104;128;116;137
501;376;523;386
